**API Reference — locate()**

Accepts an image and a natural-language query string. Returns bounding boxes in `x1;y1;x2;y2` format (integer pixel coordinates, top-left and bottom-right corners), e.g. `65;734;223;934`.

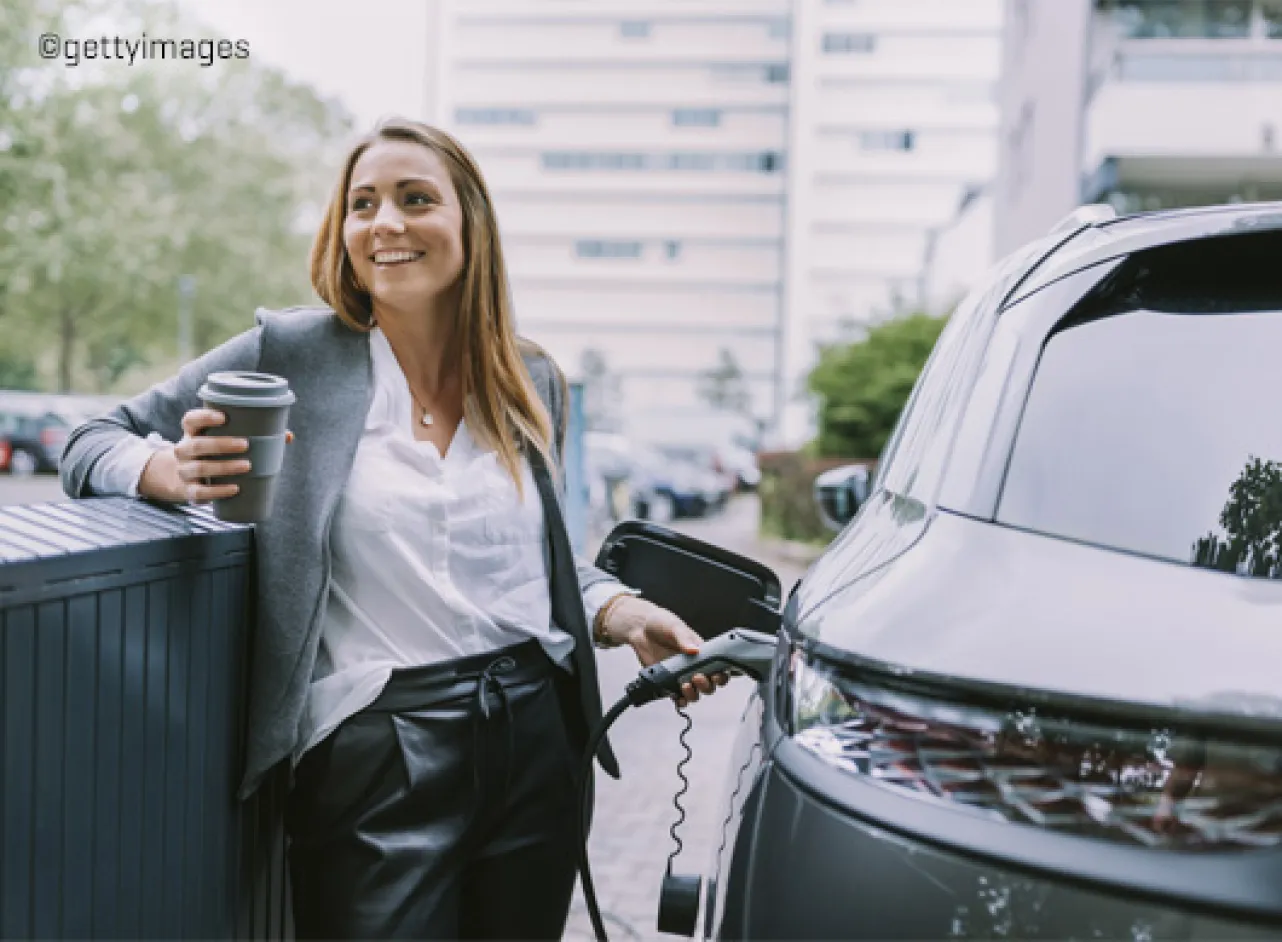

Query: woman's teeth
373;250;424;265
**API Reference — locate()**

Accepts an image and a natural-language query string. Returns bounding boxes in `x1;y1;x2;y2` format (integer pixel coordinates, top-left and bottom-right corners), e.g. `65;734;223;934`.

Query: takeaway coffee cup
196;371;295;523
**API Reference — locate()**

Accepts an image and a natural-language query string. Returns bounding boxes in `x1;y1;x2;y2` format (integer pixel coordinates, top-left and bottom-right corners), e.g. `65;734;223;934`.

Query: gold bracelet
592;593;630;648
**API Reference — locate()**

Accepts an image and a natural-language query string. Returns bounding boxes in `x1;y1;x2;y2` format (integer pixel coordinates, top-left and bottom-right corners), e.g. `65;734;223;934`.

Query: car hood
798;510;1282;719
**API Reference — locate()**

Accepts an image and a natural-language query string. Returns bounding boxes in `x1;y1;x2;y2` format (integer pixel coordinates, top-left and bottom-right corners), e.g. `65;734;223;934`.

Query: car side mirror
594;520;782;639
814;464;871;532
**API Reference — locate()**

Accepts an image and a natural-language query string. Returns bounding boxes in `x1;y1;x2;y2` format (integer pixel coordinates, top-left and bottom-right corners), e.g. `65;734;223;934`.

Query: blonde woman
61;118;723;939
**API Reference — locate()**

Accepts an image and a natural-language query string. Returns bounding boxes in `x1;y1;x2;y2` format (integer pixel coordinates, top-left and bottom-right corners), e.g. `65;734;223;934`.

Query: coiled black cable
665;705;694;877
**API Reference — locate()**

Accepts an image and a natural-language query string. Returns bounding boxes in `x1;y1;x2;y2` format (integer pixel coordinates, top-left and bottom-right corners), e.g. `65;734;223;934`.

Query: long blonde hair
310;118;555;489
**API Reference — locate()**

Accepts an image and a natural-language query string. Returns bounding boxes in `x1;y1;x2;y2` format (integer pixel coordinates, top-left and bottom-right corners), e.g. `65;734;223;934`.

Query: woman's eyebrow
349;176;441;193
397;176;439;188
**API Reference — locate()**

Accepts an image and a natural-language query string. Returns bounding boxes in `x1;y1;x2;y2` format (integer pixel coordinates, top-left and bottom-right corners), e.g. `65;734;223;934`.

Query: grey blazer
60;306;621;797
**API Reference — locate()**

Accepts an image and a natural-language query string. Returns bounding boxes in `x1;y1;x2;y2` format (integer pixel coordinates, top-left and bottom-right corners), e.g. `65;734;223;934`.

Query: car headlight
786;648;1282;851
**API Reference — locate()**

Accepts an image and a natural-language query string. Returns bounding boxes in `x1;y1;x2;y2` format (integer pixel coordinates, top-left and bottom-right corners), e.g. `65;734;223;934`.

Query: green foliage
807;312;948;459
757;453;834;545
1193;456;1282;578
0;352;39;390
0;0;352;394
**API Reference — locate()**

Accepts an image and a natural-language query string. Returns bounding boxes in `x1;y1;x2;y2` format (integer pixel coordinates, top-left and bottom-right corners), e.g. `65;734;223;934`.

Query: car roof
1002;200;1282;312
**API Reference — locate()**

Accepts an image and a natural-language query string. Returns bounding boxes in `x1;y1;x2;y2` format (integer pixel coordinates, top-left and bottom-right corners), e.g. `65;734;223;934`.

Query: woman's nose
372;200;405;235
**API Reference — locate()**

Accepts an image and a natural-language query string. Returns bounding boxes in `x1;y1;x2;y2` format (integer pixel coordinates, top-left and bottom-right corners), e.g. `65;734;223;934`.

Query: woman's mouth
372;250;425;268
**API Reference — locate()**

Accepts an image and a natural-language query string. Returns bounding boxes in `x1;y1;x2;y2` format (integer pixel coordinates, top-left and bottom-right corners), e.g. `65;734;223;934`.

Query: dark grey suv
644;202;1282;940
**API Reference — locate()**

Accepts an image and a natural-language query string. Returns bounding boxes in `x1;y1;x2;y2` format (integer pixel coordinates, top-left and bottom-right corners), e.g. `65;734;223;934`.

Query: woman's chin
370;279;441;307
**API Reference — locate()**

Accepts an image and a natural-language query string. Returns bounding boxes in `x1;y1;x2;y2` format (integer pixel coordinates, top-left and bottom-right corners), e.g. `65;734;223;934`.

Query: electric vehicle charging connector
577;628;779;941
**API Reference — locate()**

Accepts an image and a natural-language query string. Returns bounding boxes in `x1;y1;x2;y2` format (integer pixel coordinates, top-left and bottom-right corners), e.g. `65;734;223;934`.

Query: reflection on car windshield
998;308;1282;577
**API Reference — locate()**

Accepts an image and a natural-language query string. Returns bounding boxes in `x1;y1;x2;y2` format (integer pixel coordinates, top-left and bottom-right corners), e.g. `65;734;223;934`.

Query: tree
0;353;38;390
697;347;753;416
0;0;352;394
806;311;948;458
1192;456;1282;579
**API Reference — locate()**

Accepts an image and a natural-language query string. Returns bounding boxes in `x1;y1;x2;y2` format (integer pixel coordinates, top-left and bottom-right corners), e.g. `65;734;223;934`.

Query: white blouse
297;328;619;760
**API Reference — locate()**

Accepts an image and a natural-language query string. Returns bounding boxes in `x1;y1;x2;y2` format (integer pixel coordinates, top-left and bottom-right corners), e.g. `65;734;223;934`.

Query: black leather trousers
286;640;582;940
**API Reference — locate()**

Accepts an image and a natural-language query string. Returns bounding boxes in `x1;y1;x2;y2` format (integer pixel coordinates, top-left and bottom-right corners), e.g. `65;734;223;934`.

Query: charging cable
576;629;779;942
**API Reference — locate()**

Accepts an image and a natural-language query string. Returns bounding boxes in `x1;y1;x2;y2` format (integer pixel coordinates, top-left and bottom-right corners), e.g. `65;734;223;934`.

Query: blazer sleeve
60;325;265;499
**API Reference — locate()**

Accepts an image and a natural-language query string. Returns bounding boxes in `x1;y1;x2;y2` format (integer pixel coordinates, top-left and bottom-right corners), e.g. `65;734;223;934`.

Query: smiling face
342;139;466;316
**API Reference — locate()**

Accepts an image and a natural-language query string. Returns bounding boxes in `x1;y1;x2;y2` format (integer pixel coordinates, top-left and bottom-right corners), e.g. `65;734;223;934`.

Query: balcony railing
1115;43;1282;80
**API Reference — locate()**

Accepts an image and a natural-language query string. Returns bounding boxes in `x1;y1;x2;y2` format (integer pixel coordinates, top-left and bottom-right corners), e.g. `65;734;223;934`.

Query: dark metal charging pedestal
0;498;291;940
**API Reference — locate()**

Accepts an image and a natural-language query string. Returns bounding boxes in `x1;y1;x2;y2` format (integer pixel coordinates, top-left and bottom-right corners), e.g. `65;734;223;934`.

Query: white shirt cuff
90;433;172;497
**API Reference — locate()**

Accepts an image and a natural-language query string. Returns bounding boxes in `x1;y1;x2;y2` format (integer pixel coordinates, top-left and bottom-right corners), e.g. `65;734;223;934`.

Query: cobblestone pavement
565;497;811;941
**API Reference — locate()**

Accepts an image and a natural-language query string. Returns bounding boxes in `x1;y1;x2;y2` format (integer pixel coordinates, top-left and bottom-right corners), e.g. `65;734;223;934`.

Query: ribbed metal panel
0;499;292;939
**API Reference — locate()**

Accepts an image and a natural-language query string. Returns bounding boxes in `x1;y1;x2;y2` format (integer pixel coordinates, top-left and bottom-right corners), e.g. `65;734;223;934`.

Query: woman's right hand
138;408;250;503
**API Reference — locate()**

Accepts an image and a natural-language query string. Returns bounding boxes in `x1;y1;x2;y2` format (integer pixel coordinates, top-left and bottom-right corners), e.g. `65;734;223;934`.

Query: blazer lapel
528;446;618;777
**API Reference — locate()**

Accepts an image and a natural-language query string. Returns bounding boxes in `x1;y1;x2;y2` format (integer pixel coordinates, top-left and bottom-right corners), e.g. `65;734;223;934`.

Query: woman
60;117;723;939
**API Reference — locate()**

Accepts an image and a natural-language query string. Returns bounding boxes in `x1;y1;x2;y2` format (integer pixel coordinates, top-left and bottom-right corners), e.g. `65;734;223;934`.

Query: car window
875;236;1051;507
997;231;1282;579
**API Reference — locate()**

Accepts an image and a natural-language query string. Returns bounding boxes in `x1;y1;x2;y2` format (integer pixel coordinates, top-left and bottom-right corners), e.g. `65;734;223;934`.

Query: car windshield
997;232;1282;580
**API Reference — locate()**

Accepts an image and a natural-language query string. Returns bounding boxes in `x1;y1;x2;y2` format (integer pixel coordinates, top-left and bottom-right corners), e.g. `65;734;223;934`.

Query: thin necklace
407;386;434;427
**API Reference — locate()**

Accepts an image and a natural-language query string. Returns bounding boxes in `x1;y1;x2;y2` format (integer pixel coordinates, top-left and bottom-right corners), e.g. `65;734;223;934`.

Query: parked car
656;444;734;512
0;408;73;475
718;441;761;492
631;444;716;521
617;203;1282;939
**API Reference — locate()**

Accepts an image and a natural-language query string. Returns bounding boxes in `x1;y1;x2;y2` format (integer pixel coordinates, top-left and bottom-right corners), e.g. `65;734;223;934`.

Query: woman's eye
405;192;434;207
350;196;373;212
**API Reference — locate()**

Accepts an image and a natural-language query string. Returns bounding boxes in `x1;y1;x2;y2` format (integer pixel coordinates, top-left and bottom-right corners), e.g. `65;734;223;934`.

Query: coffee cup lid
198;371;295;409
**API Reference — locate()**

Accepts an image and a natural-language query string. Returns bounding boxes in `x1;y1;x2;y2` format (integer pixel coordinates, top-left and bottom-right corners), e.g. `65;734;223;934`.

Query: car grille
792;666;1282;851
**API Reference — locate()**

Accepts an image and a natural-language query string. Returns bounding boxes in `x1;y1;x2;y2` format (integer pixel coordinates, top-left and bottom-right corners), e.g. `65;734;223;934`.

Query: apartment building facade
997;0;1282;256
781;0;1003;441
427;0;1003;448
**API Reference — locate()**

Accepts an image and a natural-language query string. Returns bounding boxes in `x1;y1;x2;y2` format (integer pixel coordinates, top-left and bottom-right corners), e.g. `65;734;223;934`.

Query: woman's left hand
603;596;731;707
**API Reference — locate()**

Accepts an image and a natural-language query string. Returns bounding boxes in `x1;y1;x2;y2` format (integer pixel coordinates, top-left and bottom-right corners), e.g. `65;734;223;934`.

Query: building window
823;32;877;54
542;151;783;173
768;19;791;39
543;152;645;170
455;108;536;125
765;63;790;83
859;130;915;151
620;20;651;39
673;108;721;127
576;240;643;259
664;240;682;260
